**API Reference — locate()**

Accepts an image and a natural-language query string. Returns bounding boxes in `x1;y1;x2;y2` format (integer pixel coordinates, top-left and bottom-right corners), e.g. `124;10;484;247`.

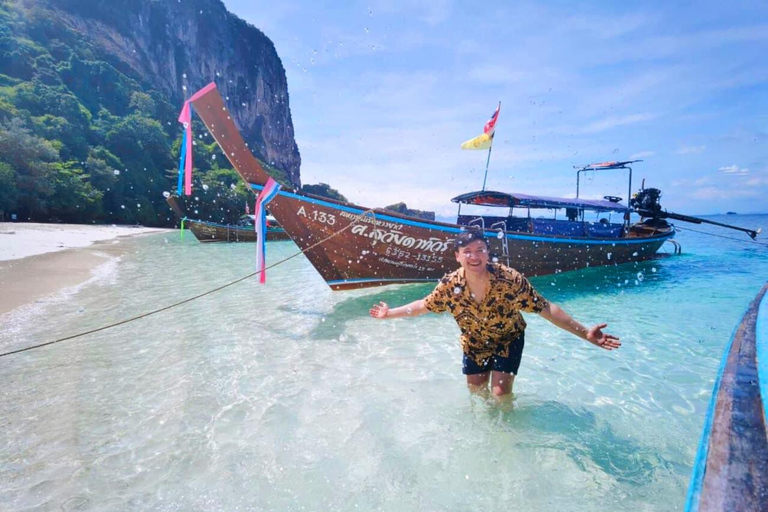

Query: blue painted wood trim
757;287;768;431
684;307;744;512
327;277;437;286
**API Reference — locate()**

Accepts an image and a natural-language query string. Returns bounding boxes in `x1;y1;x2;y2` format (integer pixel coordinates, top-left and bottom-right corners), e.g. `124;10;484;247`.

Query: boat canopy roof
576;159;642;171
451;190;629;213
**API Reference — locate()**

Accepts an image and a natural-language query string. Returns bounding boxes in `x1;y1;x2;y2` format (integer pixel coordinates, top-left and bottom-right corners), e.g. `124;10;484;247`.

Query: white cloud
580;113;656;134
692;186;761;200
630;151;655;159
718;165;750;175
676;145;706;154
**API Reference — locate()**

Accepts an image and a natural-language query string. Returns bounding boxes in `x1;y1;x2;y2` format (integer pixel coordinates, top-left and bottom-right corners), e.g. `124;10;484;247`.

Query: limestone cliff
47;0;301;186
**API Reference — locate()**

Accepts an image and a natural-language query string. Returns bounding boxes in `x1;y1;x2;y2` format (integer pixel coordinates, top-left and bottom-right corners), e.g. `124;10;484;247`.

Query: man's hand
369;301;389;319
586;323;621;350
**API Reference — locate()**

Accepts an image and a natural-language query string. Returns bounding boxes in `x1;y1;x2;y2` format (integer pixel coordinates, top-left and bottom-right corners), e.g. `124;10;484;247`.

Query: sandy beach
0;223;170;315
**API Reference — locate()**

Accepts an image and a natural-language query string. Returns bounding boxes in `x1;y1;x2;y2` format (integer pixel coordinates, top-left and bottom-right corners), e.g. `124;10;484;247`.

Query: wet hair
453;227;488;251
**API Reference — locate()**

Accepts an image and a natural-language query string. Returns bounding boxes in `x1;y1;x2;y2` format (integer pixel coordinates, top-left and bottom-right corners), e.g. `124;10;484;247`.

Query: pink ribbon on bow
177;82;218;196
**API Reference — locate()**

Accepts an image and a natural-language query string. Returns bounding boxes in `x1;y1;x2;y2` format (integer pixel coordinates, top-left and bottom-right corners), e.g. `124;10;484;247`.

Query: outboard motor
630;187;669;227
629;186;760;239
630;187;663;217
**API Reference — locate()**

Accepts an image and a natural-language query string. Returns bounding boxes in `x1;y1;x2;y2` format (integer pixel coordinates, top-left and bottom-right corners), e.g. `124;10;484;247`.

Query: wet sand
0;223;170;316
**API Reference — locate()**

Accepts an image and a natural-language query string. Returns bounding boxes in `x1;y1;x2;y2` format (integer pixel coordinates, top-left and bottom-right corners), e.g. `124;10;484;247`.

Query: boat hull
186;219;290;243
165;195;290;243
189;84;675;290
685;283;768;511
252;188;672;290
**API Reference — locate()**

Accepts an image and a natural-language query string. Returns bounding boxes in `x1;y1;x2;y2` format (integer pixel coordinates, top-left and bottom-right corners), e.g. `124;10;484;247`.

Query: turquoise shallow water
1;214;767;511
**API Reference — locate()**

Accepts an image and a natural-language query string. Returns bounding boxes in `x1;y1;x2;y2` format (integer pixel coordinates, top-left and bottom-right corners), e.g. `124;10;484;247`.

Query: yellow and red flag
461;103;501;150
460;133;493;150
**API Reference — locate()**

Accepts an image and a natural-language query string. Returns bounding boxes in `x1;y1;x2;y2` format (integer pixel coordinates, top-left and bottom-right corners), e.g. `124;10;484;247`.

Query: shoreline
0;223;172;316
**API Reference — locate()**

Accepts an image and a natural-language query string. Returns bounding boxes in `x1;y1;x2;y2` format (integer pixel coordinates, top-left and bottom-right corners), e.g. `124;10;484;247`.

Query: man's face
455;240;489;273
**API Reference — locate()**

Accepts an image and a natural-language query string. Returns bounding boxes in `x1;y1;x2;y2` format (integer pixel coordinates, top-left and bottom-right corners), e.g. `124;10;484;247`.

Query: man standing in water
369;229;620;398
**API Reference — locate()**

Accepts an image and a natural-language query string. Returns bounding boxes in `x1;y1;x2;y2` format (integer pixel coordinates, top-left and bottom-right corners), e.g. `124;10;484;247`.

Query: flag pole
481;141;493;191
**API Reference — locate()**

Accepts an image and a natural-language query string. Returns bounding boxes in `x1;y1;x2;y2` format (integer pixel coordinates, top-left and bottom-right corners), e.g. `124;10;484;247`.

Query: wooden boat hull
250;188;672;289
685;283;768;511
165;195;290;243
186;219;291;243
189;85;675;290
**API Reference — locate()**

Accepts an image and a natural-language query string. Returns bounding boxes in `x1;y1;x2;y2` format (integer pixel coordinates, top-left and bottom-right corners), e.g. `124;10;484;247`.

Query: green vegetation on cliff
300;183;348;202
0;0;290;226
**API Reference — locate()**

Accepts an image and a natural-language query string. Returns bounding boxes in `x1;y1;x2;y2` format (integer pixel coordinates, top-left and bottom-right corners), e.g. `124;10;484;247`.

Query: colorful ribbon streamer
255;178;282;284
176;134;187;195
176;82;218;196
177;101;193;196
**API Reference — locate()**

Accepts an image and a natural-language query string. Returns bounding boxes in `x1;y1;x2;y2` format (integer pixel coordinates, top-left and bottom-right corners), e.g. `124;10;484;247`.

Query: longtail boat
183;83;758;290
165;195;290;243
685;283;768;511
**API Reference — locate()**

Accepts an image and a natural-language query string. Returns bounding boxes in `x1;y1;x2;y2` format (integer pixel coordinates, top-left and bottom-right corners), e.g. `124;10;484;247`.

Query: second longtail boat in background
165;195;290;243
180;83;759;290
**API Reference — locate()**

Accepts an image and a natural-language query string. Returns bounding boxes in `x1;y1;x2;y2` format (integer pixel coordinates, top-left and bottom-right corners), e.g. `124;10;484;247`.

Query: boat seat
505;217;531;232
584;222;623;238
530;219;585;236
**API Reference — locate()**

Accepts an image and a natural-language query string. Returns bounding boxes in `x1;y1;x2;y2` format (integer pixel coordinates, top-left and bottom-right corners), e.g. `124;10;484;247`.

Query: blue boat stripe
756;286;768;435
328;278;437;285
249;183;673;246
684;302;750;511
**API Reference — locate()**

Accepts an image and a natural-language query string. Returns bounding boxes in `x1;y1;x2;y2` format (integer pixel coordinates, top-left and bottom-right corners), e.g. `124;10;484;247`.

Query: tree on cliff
300;183;348;202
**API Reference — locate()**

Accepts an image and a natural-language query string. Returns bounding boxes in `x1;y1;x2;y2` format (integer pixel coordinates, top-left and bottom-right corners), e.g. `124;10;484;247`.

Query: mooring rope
674;225;768;246
0;210;378;359
3;214;763;359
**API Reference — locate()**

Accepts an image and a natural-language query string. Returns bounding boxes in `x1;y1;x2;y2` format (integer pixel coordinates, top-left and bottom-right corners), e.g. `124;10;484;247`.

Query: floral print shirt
424;263;549;364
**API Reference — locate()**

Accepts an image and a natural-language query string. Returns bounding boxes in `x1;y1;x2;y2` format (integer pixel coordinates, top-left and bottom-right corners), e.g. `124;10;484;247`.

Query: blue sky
221;0;767;216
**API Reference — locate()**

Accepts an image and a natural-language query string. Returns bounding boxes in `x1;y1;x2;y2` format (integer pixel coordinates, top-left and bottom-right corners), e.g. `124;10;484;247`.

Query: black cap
453;227;488;250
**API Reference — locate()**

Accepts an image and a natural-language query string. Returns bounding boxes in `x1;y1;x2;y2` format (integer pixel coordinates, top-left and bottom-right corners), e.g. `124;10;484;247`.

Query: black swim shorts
462;333;525;375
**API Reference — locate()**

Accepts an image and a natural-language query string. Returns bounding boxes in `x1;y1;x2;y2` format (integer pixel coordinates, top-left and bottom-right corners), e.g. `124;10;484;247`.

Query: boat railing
466;216;485;232
458;214;526;232
459;214;626;238
490;220;510;259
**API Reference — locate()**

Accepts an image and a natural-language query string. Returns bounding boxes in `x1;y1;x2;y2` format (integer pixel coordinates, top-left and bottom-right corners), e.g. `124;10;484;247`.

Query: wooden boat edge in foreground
685;282;768;511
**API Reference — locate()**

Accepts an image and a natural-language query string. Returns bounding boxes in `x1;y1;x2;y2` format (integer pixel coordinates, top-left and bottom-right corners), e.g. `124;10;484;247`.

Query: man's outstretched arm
370;299;428;319
538;303;621;350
